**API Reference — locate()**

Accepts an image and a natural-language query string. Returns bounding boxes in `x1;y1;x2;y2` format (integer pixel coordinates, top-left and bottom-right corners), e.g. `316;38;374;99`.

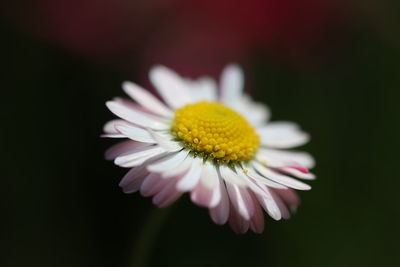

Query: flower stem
129;207;173;267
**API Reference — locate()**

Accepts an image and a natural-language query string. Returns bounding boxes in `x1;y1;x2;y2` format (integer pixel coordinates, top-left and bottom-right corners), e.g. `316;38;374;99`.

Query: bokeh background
2;0;400;266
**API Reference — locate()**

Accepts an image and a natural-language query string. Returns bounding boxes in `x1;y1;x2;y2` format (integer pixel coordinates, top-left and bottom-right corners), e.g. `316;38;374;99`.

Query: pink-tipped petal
245;167;288;189
152;177;183;208
274;188;301;212
279;167;316;180
228;206;250;234
249;195;265;234
191;163;221;208
269;189;291;219
105;141;151;160
252;181;282;221
140;173;169;197
119;165;147;187
191;182;213;208
209;180;230;225
287;165;309;173
103;119;130;134
114;146;164;168
226;182;255;220
253;162;311;191
119;166;149;194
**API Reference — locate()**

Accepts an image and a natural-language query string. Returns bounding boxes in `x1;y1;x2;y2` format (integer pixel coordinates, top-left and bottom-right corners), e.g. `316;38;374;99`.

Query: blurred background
2;0;400;266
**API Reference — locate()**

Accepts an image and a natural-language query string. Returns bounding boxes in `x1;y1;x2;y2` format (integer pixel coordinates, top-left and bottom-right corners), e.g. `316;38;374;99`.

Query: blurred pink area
15;0;343;77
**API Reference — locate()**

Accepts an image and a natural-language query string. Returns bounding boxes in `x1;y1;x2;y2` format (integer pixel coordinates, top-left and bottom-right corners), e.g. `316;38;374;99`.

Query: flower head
103;64;315;234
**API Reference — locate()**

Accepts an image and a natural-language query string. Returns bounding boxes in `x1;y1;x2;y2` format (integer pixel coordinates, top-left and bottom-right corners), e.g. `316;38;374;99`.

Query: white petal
114;146;165;168
269;189;291;219
201;163;219;188
149;65;193;109
252;181;282;220
147;129;182;152
100;133;126;138
118;153;168;190
161;155;193;178
228;206;250;234
103;119;129;134
237;172;269;197
176;158;202;191
106;100;170;130
256;148;315;169
244;167;288;189
187;77;218;102
252;162;311;190
119;166;149;193
209;178;222;208
152;178;183;208
220;64;244;104
226;182;254;220
115;124;156;143
147;150;188;173
249;195;265;234
279;167;316;180
209;179;230;225
105;140;151;160
190;163;221;208
274;188;300;212
122;81;173;117
140;173;169;197
231;95;270;126
258;122;309;148
260;121;299;131
218;166;247;186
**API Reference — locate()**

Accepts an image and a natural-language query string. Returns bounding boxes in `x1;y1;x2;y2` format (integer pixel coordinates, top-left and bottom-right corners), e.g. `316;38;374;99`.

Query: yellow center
171;101;260;164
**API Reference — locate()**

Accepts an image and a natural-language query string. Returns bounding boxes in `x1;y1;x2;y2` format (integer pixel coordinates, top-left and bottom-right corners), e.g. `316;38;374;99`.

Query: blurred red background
7;0;343;77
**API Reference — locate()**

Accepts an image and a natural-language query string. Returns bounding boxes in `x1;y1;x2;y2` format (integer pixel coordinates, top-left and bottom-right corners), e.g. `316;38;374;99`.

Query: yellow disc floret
171;101;260;165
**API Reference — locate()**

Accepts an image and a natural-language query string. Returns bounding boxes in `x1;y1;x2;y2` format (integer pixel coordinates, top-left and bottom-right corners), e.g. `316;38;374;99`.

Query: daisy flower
103;64;315;234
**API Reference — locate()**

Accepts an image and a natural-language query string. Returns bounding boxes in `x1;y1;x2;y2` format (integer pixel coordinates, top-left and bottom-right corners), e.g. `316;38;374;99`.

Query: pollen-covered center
171;101;260;164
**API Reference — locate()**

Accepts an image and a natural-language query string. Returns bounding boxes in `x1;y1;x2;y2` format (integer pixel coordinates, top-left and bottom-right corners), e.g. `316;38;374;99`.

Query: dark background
2;1;400;267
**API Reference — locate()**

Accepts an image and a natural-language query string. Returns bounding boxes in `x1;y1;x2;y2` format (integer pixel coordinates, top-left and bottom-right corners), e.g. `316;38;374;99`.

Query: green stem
129;207;173;267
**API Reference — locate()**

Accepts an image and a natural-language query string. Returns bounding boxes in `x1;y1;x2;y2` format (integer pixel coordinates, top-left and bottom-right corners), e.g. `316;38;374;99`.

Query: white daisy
103;64;315;234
